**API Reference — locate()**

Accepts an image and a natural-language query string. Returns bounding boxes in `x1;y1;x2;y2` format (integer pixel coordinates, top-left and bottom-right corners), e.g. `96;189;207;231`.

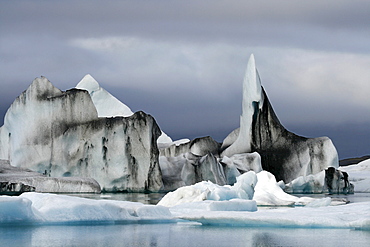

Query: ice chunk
1;192;368;230
157;171;257;207
221;152;263;173
207;199;257;211
253;171;299;206
0;196;42;223
305;197;332;207
253;171;330;206
0;192;173;225
170;199;257;215
177;201;370;230
284;171;326;194
339;159;370;192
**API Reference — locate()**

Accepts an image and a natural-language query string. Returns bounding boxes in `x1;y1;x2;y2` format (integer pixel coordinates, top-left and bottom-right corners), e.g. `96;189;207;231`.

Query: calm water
1;193;370;247
1;223;370;247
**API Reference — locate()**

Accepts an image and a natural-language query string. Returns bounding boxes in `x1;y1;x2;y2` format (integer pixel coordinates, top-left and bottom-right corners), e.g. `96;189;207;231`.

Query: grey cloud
2;1;369;53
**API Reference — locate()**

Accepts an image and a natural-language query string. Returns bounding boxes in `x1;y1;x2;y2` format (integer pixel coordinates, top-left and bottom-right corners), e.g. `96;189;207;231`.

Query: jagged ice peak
75;74;100;93
221;54;264;157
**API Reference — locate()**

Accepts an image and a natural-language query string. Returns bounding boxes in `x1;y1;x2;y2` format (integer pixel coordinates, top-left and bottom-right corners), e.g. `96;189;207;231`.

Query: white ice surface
76;74;172;143
253;171;318;206
174;201;370;230
339;159;370;192
157;171;257;207
76;74;134;118
158;170;325;207
0;192;369;230
0;192;172;224
222;54;264;156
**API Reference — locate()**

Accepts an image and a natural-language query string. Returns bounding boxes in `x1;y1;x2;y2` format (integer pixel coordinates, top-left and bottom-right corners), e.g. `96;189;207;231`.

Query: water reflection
1;223;369;247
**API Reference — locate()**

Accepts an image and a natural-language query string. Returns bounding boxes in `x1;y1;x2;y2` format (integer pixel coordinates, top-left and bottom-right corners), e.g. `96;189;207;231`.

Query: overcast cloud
1;0;369;159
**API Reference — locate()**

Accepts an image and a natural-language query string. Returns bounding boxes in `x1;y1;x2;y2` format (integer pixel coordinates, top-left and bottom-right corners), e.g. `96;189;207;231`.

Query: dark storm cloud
0;0;369;158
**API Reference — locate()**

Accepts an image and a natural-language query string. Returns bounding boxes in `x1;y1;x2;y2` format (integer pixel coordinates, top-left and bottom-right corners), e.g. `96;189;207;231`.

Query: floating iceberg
158;171;257;207
158;170;331;208
0;77;163;192
0;192;172;224
1;192;369;231
159;54;340;192
339;158;370;192
175;201;370;230
283;166;354;195
0;54;349;194
221;55;339;183
0;160;101;194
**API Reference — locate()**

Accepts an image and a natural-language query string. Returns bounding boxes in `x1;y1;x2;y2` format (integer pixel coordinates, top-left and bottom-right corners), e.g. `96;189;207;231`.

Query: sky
0;0;369;159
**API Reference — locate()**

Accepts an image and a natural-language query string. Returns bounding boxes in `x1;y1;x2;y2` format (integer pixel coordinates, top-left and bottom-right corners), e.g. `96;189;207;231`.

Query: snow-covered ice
0;167;369;230
0;192;369;230
175;201;370;230
340;159;370;192
158;170;331;207
157;171;257;207
0;192;172;224
253;171;320;206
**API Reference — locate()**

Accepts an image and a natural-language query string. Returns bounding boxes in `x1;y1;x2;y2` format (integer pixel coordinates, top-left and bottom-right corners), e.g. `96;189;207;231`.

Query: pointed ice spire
241;54;263;116
221;54;264;157
75;74;134;117
76;74;100;93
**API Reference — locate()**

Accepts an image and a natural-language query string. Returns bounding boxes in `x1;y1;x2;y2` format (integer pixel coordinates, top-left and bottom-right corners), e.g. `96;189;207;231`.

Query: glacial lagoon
1;193;369;247
2;222;370;247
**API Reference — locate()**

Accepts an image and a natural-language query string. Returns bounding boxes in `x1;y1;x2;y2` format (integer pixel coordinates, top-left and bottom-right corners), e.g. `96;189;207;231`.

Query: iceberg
158;54;340;192
75;74;134;118
0;160;101;194
158;169;333;208
283;166;354;194
339;158;370;192
221;54;339;183
253;171;324;206
175;201;370;230
0;77;163;192
159;138;262;191
0;192;172;224
76;74;172;144
0;54;349;193
1;192;368;230
283;171;326;194
158;171;257;207
221;54;264;156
